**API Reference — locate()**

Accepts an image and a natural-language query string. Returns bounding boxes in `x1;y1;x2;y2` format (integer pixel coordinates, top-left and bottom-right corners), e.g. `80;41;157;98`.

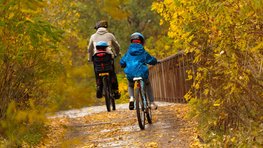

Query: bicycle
99;72;116;112
133;77;152;130
93;52;116;112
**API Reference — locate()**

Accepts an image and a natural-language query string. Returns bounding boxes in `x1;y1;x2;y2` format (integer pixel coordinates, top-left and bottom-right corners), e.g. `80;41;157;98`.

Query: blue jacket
120;43;157;80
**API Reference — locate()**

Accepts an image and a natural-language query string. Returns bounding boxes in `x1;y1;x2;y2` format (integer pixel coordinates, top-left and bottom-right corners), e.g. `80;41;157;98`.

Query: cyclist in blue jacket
120;32;158;110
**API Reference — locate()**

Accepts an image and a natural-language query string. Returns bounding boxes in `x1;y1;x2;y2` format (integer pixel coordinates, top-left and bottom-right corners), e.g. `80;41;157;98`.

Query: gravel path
51;102;175;118
44;102;197;148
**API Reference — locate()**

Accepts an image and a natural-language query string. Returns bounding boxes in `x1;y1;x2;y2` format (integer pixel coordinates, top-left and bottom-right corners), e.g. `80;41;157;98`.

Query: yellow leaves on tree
101;0;129;20
152;0;263;146
0;0;65;146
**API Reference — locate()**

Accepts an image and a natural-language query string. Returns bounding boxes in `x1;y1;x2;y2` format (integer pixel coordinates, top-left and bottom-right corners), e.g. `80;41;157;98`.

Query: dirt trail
41;103;198;148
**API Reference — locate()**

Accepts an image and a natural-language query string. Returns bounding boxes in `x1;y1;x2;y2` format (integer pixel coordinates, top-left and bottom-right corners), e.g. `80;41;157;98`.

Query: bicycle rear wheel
111;95;116;110
135;87;145;130
103;77;111;112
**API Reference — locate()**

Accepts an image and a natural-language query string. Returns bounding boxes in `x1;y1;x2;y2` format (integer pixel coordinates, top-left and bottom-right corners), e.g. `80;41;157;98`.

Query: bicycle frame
134;78;147;110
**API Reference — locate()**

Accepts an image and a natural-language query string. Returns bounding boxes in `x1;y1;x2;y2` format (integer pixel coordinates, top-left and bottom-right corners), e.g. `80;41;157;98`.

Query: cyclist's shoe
96;86;102;98
113;90;121;99
129;101;134;110
150;102;158;110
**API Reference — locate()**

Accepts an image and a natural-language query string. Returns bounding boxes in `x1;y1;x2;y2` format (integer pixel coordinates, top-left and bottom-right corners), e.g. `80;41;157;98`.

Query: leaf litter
39;103;200;147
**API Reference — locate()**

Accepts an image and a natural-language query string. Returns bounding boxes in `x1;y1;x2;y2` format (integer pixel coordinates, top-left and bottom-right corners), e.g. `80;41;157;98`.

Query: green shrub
0;101;47;147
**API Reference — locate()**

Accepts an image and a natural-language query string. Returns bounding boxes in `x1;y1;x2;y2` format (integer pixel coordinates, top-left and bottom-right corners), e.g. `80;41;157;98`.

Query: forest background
0;0;262;147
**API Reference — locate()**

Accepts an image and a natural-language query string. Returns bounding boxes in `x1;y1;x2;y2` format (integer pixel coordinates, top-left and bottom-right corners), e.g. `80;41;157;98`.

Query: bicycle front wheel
135;87;145;130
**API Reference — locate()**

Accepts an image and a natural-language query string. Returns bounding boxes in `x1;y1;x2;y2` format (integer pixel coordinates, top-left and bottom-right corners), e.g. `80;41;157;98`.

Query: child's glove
120;63;126;68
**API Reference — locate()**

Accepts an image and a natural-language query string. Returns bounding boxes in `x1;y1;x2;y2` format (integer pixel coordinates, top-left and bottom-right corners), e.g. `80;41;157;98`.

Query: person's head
95;41;108;50
94;20;108;30
130;32;145;45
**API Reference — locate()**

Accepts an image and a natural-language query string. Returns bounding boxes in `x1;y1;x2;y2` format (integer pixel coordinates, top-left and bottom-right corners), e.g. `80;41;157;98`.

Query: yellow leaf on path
213;103;220;107
145;142;158;148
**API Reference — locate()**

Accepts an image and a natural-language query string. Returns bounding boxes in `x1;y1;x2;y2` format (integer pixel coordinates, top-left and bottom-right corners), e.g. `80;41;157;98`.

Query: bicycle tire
135;87;145;130
111;95;116;110
145;93;152;124
103;77;111;112
109;75;115;111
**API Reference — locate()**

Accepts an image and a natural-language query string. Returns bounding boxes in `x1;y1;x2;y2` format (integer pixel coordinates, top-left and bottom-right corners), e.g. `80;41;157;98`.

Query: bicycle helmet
94;20;108;29
130;32;145;44
96;41;108;49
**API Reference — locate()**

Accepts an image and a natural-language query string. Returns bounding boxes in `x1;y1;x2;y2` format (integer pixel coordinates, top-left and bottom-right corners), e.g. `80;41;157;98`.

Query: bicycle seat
133;77;143;81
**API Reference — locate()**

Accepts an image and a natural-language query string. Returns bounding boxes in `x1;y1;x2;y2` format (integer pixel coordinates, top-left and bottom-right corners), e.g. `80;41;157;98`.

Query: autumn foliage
0;0;65;146
152;0;263;146
0;0;164;146
1;0;262;146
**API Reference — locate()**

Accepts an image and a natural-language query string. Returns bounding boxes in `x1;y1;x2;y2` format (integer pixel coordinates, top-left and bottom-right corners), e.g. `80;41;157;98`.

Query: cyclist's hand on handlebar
87;59;92;64
121;63;126;68
115;52;122;58
114;54;121;59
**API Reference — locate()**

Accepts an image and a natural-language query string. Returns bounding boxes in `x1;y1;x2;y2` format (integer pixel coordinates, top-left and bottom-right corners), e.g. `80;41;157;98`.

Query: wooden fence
149;51;194;103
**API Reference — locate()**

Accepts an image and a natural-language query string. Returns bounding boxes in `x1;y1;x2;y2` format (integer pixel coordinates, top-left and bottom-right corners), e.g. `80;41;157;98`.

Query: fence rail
149;51;194;103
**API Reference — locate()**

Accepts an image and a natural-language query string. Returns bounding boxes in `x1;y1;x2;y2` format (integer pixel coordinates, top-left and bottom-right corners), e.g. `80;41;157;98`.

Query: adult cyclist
87;20;121;99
